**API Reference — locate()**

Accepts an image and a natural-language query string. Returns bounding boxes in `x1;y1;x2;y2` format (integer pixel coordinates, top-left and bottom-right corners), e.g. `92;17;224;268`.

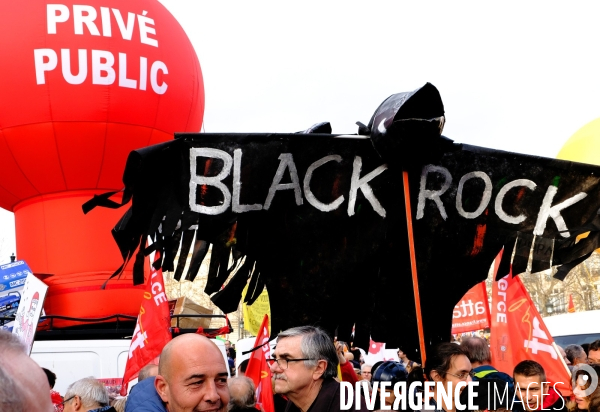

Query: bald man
126;334;230;412
228;376;257;411
138;363;159;381
0;330;53;412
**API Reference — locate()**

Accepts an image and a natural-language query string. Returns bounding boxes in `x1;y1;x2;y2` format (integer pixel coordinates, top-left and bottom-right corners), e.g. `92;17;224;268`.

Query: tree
518;251;600;316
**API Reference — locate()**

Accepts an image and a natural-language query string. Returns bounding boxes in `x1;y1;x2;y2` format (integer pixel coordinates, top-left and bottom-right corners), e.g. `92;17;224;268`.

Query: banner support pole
403;170;427;365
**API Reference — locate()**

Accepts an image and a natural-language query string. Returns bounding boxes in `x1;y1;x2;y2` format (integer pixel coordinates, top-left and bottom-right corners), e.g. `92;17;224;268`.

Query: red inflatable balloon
0;0;203;324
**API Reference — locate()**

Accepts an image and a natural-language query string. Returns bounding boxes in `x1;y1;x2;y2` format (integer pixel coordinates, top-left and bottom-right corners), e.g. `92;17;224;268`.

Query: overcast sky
1;1;600;264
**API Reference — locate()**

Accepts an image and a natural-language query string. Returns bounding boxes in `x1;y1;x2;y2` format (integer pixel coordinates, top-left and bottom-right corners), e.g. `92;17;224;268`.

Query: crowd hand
335;342;347;364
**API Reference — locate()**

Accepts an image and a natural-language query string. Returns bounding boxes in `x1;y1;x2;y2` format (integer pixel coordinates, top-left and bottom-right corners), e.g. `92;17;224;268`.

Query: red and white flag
120;256;172;395
245;314;275;412
451;281;490;334
490;256;571;396
567;294;575;313
368;339;385;355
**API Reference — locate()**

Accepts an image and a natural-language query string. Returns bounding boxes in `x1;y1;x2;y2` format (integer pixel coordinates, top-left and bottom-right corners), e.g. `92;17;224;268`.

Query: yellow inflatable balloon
557;118;600;165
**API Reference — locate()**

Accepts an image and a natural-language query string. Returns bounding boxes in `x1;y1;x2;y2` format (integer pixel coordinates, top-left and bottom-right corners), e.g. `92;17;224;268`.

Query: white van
31;338;229;395
543;309;600;347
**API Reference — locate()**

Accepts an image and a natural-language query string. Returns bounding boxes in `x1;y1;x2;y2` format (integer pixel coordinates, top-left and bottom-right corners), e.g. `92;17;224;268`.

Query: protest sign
12;270;48;354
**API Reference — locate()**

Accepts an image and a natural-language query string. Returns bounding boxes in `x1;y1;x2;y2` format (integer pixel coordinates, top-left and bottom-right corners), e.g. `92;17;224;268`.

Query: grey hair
277;326;338;379
0;363;23;412
228;376;256;410
0;331;28;411
460;336;491;364
65;377;110;408
112;397;127;412
138;364;158;381
0;330;26;355
565;344;586;364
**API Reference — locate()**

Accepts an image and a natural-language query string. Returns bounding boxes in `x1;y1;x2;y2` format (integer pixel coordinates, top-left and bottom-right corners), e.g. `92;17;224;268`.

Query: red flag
451;281;490;334
120;256;172;395
568;294;575;313
490;263;571;396
245;315;275;412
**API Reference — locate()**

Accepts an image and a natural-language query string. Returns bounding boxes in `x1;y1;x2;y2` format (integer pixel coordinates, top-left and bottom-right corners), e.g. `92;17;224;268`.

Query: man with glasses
268;325;369;411
588;339;600;365
419;343;473;412
360;364;372;382
61;377;116;412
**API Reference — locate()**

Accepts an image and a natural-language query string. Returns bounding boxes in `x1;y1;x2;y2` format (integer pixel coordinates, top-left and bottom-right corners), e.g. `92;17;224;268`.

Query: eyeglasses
445;370;475;381
59;395;77;406
266;357;314;370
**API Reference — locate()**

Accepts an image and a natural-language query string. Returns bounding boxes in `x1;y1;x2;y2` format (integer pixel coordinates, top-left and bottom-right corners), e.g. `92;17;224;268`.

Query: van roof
543;309;600;337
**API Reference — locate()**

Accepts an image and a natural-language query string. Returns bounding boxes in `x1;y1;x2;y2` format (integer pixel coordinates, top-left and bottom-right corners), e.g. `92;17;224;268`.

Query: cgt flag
120;254;172;395
451;281;490;334
245;314;275;412
491;265;572;396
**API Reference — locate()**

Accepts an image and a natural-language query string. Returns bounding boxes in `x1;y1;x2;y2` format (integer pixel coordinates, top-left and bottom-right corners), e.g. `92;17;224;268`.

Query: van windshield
553;333;600;347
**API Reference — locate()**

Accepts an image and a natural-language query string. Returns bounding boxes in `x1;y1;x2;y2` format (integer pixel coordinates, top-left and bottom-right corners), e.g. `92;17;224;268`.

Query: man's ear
72;395;83;411
154;375;170;402
429;370;443;382
312;360;327;380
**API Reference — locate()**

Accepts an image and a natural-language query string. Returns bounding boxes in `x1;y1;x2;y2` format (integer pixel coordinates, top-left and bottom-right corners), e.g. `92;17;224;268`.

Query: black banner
86;84;600;362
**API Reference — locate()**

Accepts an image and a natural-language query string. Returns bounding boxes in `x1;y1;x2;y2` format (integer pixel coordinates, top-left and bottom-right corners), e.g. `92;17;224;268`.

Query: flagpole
403;170;427;365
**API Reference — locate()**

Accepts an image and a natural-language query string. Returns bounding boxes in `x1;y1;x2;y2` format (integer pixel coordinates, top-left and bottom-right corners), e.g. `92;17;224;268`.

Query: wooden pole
403;170;427;365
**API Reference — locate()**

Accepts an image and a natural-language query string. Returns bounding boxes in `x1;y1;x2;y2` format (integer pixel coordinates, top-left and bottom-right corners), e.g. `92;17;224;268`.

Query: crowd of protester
1;328;599;412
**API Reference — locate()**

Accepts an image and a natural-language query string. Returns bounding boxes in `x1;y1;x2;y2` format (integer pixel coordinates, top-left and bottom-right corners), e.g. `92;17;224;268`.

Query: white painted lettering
534;186;587;237
233;149;263;213
416;165;452;220
189;148;233;215
264;153;303;210
347;156;387;217
456;171;492;219
495;179;537;224
303;155;344;212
